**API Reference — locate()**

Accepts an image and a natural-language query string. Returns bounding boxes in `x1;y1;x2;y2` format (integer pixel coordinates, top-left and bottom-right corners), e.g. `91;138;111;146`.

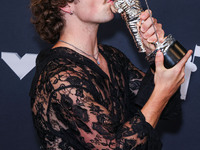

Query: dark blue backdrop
0;0;200;149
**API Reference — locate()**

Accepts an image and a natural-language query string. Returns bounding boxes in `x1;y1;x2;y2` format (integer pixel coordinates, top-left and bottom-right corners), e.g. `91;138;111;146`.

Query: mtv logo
180;45;200;100
1;52;38;80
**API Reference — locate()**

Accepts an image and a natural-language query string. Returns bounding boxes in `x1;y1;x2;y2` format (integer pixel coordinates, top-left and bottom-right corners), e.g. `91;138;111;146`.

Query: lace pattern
30;45;162;149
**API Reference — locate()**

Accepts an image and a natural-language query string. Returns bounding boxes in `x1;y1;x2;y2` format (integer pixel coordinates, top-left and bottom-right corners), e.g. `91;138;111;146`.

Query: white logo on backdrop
1;52;38;80
1;45;199;100
180;45;199;100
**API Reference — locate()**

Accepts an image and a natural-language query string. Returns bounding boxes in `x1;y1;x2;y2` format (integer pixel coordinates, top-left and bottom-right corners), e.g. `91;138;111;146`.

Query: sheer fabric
30;45;180;149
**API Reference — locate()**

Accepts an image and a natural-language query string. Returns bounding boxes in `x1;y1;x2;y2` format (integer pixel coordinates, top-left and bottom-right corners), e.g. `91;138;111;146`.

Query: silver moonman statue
112;0;187;69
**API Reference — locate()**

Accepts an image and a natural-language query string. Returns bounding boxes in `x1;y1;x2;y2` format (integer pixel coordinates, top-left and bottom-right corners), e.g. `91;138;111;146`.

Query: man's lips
107;0;114;3
109;0;118;13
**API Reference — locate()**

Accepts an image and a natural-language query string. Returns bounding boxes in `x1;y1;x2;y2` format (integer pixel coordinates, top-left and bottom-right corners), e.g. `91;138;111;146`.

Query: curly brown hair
30;0;74;44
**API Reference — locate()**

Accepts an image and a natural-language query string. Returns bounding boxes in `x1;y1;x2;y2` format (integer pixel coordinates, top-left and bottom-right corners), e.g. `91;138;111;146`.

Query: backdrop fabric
0;0;200;149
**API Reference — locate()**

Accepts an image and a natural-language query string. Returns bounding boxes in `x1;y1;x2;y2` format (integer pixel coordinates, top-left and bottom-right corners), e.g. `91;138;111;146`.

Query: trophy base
150;40;187;70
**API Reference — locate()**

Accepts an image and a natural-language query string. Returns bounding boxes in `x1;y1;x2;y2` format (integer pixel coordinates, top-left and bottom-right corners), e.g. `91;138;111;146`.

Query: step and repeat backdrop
0;0;200;149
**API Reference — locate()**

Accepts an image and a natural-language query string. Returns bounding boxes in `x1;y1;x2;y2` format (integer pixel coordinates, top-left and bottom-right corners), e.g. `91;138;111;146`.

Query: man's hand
154;50;193;99
139;10;165;55
141;49;192;128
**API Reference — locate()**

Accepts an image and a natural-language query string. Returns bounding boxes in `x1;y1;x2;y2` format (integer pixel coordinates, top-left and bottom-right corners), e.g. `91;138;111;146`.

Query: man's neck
57;19;100;56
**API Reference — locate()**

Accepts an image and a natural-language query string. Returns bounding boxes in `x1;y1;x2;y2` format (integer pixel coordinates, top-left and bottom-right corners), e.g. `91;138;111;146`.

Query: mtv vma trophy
113;0;187;69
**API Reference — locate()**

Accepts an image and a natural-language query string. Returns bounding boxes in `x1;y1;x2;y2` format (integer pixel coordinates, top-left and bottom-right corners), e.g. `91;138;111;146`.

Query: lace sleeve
47;86;151;149
32;58;159;149
127;60;146;97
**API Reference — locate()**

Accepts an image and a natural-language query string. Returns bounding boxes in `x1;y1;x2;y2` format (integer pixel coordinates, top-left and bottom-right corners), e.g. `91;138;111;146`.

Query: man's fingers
140;17;156;33
140;9;151;21
155;51;164;71
177;50;193;68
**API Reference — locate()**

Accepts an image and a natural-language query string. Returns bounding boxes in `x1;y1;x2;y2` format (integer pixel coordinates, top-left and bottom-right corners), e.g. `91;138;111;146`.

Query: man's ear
60;4;72;14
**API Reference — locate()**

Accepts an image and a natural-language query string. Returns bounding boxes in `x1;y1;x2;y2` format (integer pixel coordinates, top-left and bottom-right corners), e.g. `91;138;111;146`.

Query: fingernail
157;51;162;56
141;26;145;32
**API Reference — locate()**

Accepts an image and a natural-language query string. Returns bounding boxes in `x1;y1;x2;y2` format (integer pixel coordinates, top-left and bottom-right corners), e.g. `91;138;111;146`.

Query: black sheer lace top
30;45;181;150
